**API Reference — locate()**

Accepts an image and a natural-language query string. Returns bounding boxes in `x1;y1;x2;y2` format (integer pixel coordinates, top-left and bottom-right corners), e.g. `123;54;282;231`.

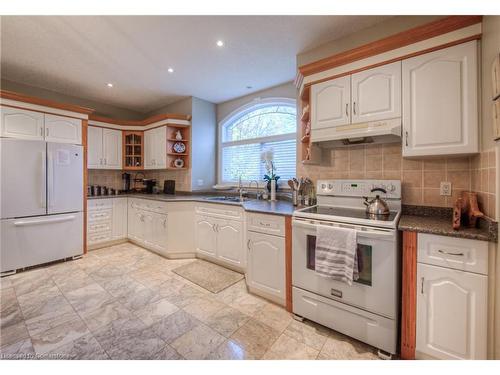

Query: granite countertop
398;205;498;243
88;193;296;216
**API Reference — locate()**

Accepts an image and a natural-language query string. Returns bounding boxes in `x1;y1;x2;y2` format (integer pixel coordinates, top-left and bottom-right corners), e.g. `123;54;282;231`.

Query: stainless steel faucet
238;176;247;201
248;180;260;199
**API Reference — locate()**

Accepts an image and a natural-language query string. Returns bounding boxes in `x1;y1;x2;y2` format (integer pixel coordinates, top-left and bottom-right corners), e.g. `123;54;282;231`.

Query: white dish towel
315;225;359;285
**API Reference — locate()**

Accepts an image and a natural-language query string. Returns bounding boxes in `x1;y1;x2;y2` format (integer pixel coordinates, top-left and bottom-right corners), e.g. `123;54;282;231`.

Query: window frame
217;97;297;187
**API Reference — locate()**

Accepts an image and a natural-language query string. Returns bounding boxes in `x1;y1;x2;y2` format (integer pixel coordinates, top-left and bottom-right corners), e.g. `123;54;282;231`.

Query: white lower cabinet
246;213;286;306
111;198;127;240
194;204;245;271
416;234;488;360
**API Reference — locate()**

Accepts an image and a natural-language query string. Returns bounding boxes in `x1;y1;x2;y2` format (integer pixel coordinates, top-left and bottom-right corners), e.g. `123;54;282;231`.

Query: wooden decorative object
401;231;418;360
461;191;484;227
453;197;463;230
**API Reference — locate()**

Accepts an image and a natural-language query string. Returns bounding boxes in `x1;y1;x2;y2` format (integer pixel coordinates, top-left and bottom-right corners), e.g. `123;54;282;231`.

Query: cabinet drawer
88;199;112;211
129;198;168;215
417;233;488;275
88;221;112;234
195;204;243;221
88;231;112;244
87;209;112;222
247;212;285;237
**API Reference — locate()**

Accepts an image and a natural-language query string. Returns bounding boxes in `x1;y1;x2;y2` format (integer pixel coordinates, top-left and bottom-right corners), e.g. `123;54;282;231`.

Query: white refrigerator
1;138;83;274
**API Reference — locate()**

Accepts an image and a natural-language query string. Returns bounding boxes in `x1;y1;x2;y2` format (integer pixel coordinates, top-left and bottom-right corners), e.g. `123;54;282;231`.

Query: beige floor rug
172;260;244;293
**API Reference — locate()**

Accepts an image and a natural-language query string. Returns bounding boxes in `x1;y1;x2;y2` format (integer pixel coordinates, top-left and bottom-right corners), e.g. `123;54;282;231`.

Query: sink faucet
248;180;260;199
238;176;247;201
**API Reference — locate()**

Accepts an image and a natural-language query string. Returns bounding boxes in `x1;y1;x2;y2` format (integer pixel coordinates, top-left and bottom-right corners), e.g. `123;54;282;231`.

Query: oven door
292;218;399;319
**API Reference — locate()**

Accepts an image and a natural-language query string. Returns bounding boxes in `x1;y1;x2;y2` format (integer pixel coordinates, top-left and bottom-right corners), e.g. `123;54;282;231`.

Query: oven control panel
316;179;401;199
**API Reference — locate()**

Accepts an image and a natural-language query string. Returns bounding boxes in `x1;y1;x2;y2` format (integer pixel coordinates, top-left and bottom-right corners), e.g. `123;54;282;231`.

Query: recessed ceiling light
167;68;174;73
107;83;113;88
216;40;224;47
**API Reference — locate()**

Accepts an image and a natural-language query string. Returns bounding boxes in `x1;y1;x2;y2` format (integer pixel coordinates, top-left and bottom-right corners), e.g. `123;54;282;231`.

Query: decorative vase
270;180;277;201
266;180;279;193
175;130;183;140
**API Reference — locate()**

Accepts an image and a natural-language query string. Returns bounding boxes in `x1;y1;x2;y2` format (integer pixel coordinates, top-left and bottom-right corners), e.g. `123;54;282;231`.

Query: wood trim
0;90;94;115
298;15;482;77
302;34;482;92
285;215;293;313
89;113;192;126
401;231;418;359
82;120;88;255
122;130;144;170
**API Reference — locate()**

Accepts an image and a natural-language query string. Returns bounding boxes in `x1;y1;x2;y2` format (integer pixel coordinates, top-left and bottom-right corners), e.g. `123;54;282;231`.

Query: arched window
219;98;297;185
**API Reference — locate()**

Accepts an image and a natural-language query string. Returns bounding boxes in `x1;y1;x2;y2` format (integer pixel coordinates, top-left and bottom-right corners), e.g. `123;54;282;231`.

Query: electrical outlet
440;182;452;196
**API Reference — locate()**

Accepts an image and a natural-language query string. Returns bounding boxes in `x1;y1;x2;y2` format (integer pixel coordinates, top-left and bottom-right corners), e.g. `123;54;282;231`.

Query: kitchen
1;5;500;369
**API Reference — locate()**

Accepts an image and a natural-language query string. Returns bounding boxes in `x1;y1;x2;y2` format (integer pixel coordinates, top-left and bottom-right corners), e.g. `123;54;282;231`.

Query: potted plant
261;149;280;192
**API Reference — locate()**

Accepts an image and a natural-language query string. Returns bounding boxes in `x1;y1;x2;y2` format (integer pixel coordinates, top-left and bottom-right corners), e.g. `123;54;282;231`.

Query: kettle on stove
363;188;390;215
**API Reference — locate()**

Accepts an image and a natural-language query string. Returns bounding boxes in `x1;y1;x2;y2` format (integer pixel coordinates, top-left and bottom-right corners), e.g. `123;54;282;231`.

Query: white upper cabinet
402;41;478;157
311;75;351;129
102;128;122;169
416;263;487;359
44;114;82;144
351;61;401;124
87;126;103;169
0;107;44;141
144;126;166;169
87;126;122;169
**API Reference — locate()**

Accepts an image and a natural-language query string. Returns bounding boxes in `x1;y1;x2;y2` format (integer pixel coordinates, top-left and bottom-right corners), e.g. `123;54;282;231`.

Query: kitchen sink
204;196;247;203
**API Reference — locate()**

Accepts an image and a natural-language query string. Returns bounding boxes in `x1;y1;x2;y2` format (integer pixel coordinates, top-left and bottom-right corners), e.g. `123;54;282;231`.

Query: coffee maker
143;179;157;194
122;172;131;192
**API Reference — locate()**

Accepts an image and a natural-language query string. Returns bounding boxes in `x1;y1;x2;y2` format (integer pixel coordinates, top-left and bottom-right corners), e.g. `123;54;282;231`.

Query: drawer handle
437;249;464;256
259;221;271;227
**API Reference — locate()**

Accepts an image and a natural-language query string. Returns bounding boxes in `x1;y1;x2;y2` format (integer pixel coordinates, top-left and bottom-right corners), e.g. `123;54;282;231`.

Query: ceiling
0;16;390;114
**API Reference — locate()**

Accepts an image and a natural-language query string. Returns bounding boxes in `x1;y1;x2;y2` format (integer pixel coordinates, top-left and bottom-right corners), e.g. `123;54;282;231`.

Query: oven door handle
292;219;395;239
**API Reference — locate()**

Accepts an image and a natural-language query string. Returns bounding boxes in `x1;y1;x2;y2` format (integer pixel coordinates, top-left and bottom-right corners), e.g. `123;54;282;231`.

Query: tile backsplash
297;143;497;219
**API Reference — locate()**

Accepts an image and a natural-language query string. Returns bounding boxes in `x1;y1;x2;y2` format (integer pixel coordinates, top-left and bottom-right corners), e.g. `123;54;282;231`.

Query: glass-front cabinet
123;131;144;170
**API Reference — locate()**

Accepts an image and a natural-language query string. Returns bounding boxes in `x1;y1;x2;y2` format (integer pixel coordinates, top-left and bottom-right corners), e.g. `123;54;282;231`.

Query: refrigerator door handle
41;151;46;208
47;151;54;208
13;215;76;226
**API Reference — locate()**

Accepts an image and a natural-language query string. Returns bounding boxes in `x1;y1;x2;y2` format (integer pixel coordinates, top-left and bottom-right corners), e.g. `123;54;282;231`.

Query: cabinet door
44;114;82;144
351;61;401;124
112;198;127;240
144;129;154;169
247;231;285;301
127;201;143;242
416;263;487;359
102;128;122;169
216;219;244;268
195;215;217;258
311;76;350;130
87;126;103;169
152;213;168;254
154;126;167;169
0;107;44;140
403;41;478;157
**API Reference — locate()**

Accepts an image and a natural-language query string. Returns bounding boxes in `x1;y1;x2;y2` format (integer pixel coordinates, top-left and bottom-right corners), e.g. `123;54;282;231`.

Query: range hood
311;118;402;148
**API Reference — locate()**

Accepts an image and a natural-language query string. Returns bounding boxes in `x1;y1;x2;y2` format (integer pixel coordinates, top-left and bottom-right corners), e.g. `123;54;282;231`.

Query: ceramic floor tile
0;338;34;359
78;300;135;332
149;344;183;360
94;275;145;298
18;293;72;321
204;305;250;337
318;332;378;360
117;287;161;311
149;310;201;344
0;321;30;349
10;268;53;297
229;318;281;359
252;303;292;333
283;319;331;351
65;283;115;314
206;339;248;360
30;315;89;355
262;334;319;360
24;304;77;337
160;283;207;308
52;270;96;294
182;297;226;322
0;289;23;329
0;277;12;290
135;298;179;326
46;332;109;360
229;293;268;316
93;318;166;360
170;323;226;360
129;269;173;289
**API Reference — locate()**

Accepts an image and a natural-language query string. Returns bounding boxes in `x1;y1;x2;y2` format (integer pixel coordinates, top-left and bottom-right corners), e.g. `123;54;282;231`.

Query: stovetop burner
298;205;398;222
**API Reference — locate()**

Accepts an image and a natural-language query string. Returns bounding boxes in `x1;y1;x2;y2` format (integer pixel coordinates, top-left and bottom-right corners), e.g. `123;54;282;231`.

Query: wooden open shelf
166;124;191;170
